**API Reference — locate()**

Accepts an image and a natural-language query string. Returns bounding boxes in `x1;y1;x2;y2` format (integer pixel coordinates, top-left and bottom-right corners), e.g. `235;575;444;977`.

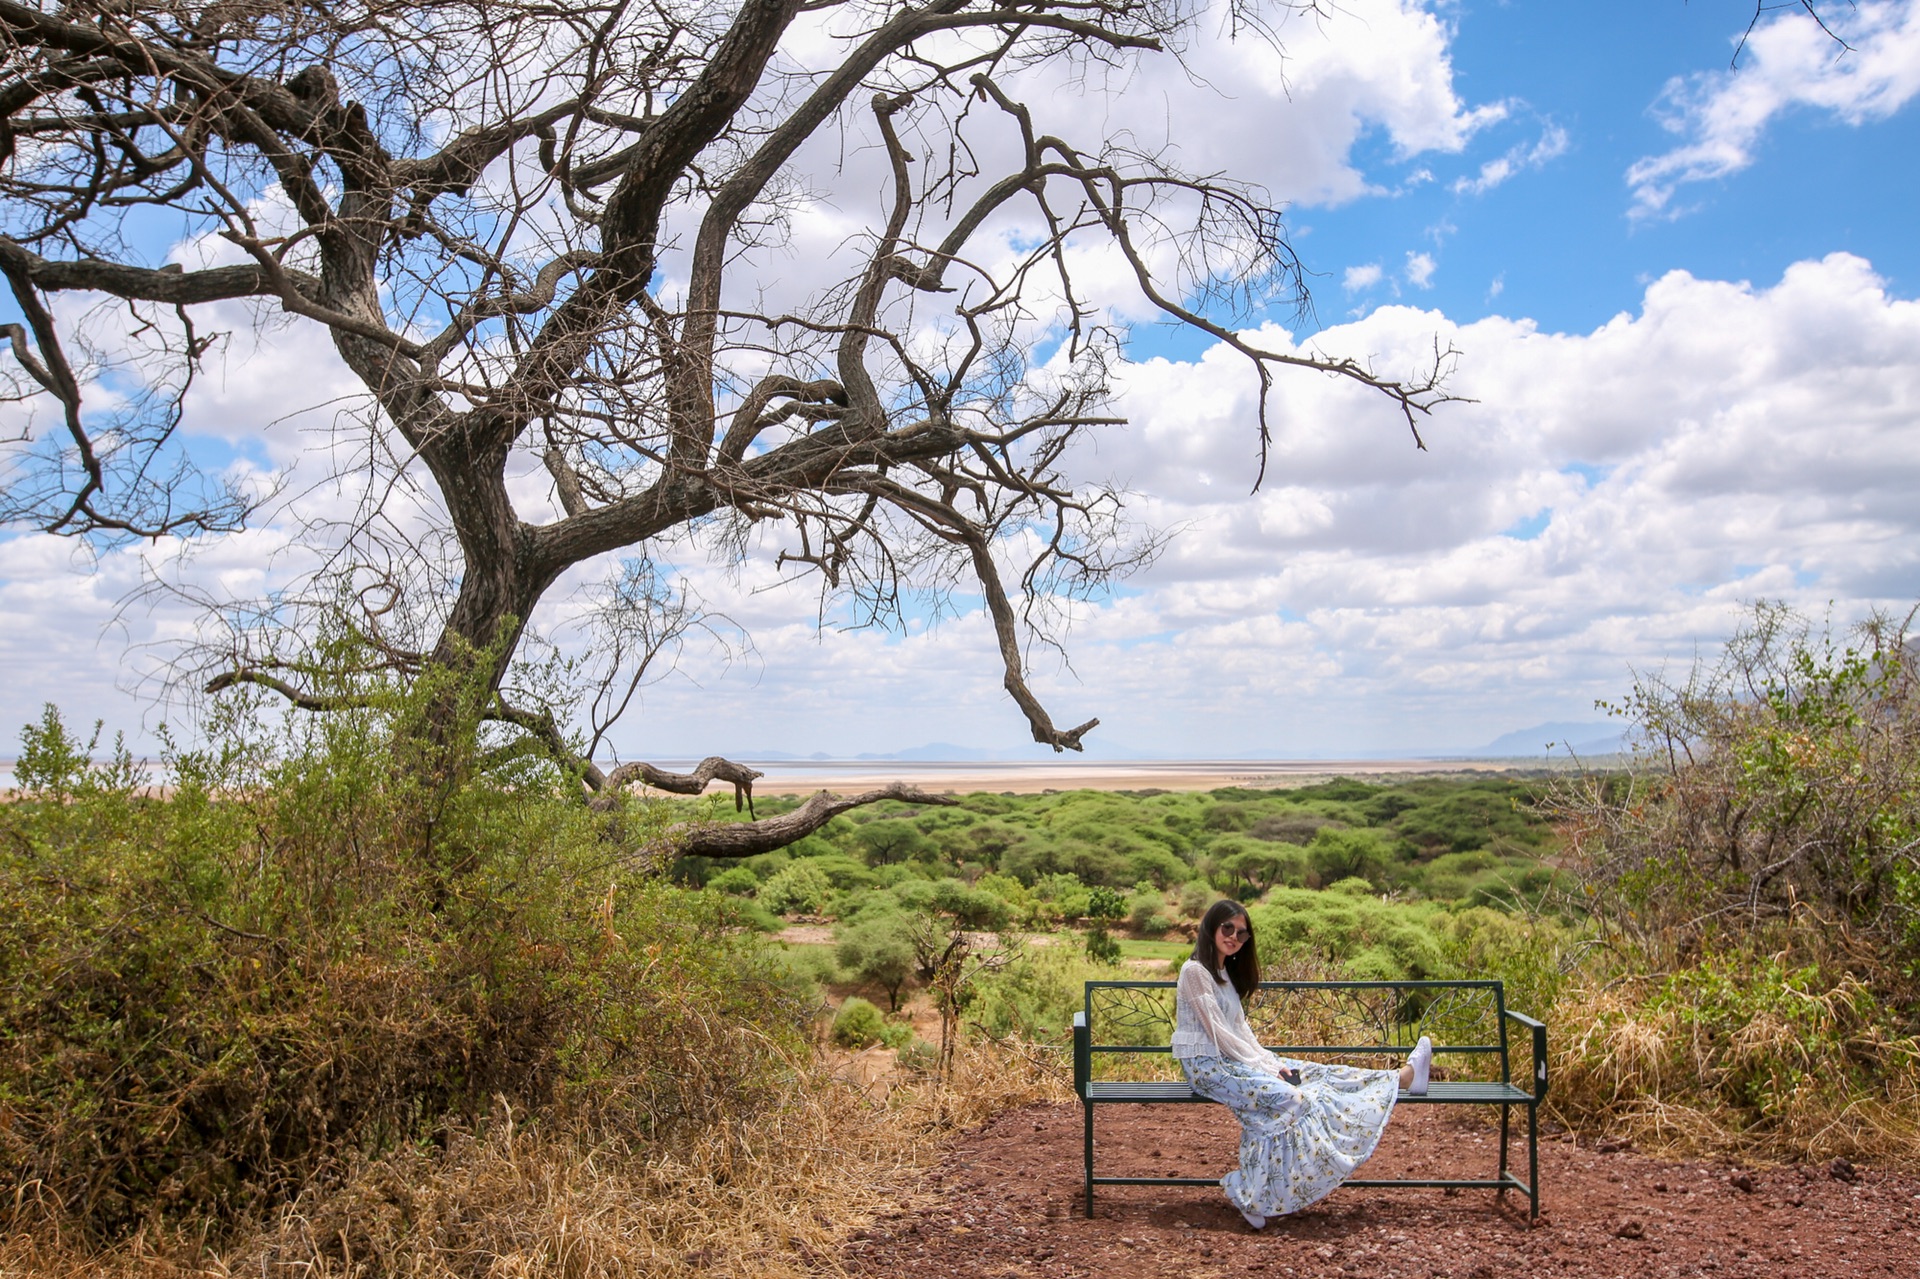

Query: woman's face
1214;914;1251;958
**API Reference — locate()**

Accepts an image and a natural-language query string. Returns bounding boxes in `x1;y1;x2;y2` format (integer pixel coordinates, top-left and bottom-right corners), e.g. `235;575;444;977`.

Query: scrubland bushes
1553;605;1920;973
11;599;1920;1274
1542;604;1920;1162
747;605;1920;1168
679;774;1564;930
0;700;831;1268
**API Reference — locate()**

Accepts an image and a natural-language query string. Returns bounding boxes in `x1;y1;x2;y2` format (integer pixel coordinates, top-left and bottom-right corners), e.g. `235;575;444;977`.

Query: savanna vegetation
3;604;1917;1276
1542;604;1920;1160
0;687;1078;1278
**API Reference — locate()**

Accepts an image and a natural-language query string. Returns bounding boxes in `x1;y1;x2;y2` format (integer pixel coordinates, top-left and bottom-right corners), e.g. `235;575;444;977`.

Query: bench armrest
1073;1010;1090;1096
1504;1008;1548;1101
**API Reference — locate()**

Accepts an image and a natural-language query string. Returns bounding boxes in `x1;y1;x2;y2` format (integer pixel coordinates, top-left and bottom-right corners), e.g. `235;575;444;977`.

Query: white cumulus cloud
1628;0;1920;218
1344;263;1386;292
6;255;1918;760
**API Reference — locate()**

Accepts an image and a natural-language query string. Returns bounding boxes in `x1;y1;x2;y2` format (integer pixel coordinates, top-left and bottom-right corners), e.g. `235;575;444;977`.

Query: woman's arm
1177;963;1285;1075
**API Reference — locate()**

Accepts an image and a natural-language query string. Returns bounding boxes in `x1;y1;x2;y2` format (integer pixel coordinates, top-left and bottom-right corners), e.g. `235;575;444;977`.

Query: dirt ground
838;1103;1918;1279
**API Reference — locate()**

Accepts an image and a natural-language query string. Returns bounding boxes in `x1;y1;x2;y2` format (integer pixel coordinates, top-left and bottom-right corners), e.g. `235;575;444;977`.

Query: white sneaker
1409;1036;1433;1095
1240;1207;1267;1231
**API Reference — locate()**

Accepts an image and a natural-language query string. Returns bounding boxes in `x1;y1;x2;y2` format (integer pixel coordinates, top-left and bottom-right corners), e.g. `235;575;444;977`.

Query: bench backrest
1078;979;1511;1085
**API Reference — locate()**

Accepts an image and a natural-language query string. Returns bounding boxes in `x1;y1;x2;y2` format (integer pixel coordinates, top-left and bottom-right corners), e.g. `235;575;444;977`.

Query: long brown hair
1193;899;1260;1000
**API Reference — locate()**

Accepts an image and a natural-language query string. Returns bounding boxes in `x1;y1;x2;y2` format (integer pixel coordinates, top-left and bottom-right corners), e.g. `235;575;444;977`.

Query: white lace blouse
1172;958;1286;1076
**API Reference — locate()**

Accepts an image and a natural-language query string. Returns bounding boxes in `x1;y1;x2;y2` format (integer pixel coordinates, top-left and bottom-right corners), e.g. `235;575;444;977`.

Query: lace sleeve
1178;963;1283;1074
1176;961;1225;1043
1213;1004;1285;1074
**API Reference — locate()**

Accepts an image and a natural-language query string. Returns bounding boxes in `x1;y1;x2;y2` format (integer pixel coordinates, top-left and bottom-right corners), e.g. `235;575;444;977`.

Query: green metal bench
1072;978;1547;1219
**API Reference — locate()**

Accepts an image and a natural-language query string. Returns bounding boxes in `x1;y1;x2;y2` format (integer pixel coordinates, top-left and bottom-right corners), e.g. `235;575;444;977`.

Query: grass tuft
0;1039;1067;1278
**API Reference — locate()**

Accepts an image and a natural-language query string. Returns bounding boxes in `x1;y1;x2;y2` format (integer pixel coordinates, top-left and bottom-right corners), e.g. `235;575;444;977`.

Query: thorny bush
0;698;811;1243
1546;602;1920;987
1538;603;1920;1162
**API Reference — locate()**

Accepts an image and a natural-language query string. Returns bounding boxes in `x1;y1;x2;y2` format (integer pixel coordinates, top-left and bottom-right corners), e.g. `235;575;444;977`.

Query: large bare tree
1;0;1454;851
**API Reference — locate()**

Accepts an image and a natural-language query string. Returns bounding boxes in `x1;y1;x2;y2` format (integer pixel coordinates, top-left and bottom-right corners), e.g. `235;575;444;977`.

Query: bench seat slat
1083;1080;1533;1104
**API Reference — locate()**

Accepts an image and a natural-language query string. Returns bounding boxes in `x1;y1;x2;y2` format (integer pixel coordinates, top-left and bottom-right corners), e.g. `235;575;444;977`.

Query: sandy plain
748;758;1542;796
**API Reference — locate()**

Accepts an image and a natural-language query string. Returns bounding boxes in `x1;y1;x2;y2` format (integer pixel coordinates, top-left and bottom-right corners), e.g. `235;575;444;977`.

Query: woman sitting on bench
1175;899;1433;1231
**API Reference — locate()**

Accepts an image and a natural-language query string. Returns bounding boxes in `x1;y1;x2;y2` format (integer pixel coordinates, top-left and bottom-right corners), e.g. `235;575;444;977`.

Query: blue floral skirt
1181;1055;1400;1217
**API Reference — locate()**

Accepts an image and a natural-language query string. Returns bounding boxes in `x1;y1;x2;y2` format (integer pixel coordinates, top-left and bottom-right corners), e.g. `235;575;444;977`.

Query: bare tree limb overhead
1;0;1461;847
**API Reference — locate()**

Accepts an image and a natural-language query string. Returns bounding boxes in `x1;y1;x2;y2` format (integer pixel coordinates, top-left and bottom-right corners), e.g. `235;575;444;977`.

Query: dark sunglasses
1217;923;1251;940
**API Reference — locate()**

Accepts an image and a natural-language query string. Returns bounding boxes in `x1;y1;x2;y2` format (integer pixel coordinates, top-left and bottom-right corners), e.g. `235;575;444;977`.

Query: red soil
839;1102;1918;1278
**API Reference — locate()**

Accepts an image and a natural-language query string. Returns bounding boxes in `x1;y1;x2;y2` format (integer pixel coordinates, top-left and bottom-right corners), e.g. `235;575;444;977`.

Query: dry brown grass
0;1041;1068;1279
1545;977;1920;1166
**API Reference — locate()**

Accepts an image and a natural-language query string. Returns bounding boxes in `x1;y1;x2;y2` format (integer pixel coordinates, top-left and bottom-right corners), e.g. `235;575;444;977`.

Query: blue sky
3;0;1919;763
1283;2;1920;337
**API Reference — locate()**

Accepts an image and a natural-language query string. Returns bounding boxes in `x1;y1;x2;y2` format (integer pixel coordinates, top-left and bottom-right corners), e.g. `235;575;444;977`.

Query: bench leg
1498;1101;1511;1191
1528;1102;1540;1219
1083;1102;1095;1219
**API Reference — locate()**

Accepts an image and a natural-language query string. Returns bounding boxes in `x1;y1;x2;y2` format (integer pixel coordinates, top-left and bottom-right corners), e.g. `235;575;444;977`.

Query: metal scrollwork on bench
1087;980;1503;1068
1087;984;1175;1046
1236;983;1506;1078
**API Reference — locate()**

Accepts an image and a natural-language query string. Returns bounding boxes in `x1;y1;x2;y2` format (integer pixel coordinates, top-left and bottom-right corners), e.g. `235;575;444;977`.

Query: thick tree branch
0;237;306;305
669;782;957;859
604;756;766;815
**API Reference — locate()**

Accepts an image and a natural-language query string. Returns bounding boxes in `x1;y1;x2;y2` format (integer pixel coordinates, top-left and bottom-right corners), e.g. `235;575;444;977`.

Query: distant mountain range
718;739;1161;763
1447;721;1629;759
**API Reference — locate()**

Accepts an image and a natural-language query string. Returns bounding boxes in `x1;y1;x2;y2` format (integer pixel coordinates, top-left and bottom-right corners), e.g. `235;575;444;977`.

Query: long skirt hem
1181;1054;1399;1218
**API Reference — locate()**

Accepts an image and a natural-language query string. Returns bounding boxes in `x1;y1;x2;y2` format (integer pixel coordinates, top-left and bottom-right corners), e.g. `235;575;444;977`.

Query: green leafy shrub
1122;842;1191;888
1431;907;1576;1019
758;862;833;914
1307;828;1392;889
853;819;938;866
1414;849;1501;900
1547;601;1920;986
742;849;792;880
870;862;924;889
1177;879;1216;918
1138;912;1175;937
974;871;1030;909
899;877;1010;930
0;704;814;1243
829;997;908;1049
804;853;878;892
964;944;1112;1040
1030;872;1091;923
1202;802;1256;832
774;943;843;992
1252;888;1446;979
1214;839;1308;897
1247;812;1331;844
1125;885;1163;931
707;865;760;895
1084;927;1122;964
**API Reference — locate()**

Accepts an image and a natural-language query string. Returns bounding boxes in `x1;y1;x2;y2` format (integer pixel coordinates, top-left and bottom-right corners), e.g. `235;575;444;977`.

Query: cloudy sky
4;0;1920;762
